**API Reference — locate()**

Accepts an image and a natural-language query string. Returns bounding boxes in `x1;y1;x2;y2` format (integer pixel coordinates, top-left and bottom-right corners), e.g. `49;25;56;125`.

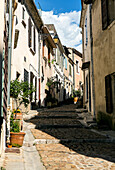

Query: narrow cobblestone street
26;104;115;170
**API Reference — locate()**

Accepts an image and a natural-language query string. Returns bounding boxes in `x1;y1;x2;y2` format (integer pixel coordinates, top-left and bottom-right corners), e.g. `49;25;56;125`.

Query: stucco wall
92;0;115;129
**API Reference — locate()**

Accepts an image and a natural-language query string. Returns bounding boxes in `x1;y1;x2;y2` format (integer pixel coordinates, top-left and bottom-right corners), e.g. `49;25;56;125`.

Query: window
105;74;113;113
33;26;36;52
16;71;20;80
22;7;25;20
76;60;79;73
85;17;88;45
14;29;19;49
101;0;115;30
43;40;45;57
48;47;50;67
28;17;32;47
69;65;72;76
65;57;67;70
24;69;29;82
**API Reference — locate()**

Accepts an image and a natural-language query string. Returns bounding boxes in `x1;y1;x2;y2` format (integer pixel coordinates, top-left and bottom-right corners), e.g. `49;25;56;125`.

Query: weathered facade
11;0;43;111
80;2;95;115
68;48;83;94
41;26;56;106
92;0;115;129
46;24;65;103
81;0;115;129
0;0;10;156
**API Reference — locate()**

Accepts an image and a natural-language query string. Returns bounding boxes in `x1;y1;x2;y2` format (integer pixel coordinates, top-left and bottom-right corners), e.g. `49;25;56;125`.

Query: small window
28;18;32;47
16;71;20;80
65;58;67;70
85;17;88;45
105;74;113;113
33;27;36;52
101;0;115;30
24;69;29;82
76;60;79;73
43;40;45;57
48;47;50;67
22;7;25;20
69;65;72;76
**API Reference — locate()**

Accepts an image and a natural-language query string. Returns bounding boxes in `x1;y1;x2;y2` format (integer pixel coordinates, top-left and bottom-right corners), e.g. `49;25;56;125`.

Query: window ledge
108;20;115;30
22;19;26;28
30;47;35;55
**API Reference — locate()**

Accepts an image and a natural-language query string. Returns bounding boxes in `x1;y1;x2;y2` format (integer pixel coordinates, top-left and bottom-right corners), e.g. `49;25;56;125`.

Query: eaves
24;0;44;31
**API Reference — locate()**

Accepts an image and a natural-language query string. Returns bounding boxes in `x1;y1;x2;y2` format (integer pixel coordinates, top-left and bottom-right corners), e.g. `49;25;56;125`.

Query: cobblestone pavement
27;104;115;170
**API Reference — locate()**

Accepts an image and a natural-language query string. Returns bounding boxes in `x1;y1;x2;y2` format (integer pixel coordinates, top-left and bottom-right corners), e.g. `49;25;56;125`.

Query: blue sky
35;0;82;53
35;0;81;14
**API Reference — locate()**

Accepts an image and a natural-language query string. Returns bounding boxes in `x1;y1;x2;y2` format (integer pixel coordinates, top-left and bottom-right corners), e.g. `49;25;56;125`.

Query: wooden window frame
101;0;115;30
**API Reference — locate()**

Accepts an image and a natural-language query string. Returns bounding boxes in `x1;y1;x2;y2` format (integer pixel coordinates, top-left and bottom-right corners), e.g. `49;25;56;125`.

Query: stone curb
23;138;115;146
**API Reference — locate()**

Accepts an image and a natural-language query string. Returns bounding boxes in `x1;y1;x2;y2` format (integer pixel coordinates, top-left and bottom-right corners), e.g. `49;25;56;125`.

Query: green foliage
46;78;53;87
13;109;21;113
73;89;81;97
46;77;60;88
10;113;20;132
12;143;21;147
10;79;35;110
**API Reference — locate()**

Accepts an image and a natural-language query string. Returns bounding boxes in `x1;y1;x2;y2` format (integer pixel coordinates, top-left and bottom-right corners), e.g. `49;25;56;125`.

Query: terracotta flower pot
10;132;25;146
8;144;12;148
13;112;22;120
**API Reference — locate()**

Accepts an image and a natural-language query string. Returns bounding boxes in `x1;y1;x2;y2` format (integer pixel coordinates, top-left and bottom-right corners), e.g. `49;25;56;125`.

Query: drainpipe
1;49;5;118
72;50;75;90
38;32;41;107
7;0;13;140
90;4;95;117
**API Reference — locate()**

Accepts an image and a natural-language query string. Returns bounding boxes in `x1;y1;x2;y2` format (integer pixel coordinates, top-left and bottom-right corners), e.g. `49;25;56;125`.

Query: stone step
36;124;83;129
43;110;76;113
75;109;88;113
34;115;78;119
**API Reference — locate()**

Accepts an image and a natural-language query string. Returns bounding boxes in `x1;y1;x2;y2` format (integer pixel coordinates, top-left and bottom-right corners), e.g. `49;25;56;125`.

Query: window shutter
28;18;32;47
48;47;50;67
24;69;29;82
101;0;108;30
105;75;113;113
65;58;67;70
35;77;37;103
14;29;19;49
30;72;33;101
33;27;36;52
43;40;45;57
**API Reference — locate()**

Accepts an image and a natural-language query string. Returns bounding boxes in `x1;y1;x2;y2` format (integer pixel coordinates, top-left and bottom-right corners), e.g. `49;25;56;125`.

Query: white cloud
42;10;82;53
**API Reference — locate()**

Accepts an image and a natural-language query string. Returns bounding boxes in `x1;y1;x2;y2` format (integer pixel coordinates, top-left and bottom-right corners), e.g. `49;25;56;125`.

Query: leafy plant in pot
10;79;35;147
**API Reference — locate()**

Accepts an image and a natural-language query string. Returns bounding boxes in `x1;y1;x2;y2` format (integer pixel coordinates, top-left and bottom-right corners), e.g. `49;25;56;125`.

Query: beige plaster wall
92;0;115;129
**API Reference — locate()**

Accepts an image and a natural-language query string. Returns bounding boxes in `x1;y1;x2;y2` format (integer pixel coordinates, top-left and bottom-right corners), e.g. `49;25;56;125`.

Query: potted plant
10;79;35;147
10;112;25;147
73;90;81;104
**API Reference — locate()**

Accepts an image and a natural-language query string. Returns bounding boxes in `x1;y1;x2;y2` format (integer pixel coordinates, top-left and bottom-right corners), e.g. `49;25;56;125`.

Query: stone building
11;0;44;111
46;24;65;103
80;0;115;129
68;48;83;94
40;26;56;106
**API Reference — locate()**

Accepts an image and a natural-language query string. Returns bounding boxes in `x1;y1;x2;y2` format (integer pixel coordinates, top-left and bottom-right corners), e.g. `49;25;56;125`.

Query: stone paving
28;104;115;170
